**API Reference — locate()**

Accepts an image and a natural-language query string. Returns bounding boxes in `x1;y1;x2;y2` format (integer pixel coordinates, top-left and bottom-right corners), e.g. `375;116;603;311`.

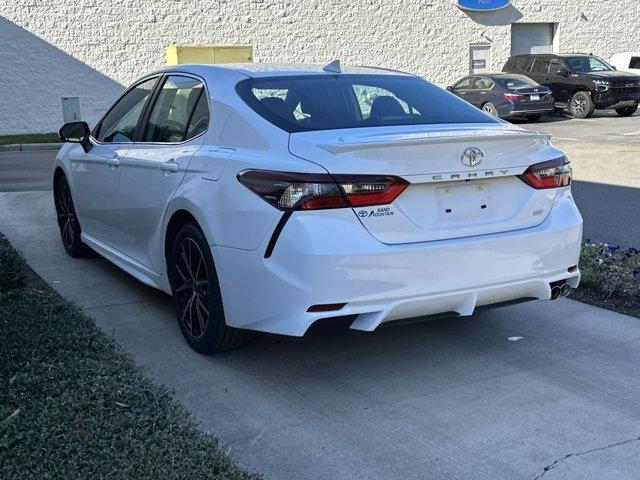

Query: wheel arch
163;202;214;274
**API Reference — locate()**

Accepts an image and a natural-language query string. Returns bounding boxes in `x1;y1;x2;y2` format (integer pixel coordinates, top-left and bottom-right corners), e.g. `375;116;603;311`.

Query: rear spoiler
318;129;551;154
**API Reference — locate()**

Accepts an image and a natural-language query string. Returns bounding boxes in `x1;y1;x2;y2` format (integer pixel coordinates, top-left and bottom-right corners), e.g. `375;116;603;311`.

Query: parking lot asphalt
527;110;640;247
2;190;640;479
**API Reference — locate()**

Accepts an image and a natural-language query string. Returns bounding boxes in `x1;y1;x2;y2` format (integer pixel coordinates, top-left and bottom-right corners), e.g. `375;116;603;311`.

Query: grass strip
0;236;256;479
0;133;59;145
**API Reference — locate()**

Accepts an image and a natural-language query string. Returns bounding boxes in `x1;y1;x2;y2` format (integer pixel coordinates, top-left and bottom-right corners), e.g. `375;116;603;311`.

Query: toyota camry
54;62;582;353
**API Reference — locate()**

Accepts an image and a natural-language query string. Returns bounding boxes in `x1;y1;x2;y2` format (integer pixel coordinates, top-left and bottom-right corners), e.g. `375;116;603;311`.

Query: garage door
511;23;554;56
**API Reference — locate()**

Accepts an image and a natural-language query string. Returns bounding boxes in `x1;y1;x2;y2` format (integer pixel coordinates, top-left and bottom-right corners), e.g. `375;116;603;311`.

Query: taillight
518;156;572;189
504;93;526;101
237;170;408;211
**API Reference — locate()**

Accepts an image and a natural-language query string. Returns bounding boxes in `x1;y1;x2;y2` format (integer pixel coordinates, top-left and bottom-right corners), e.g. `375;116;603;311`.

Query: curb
0;143;62;152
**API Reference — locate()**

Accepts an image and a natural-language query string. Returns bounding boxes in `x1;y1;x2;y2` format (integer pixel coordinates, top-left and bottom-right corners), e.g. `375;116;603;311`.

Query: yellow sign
166;45;253;65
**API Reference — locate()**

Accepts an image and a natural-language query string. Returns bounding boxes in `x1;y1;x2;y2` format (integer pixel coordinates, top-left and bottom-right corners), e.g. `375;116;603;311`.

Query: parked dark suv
503;53;640;118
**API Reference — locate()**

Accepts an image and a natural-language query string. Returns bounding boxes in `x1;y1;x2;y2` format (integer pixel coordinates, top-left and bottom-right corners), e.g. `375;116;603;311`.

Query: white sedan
54;62;582;353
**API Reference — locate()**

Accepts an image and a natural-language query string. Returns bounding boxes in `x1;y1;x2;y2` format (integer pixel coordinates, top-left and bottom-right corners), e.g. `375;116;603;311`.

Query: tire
568;91;595;119
168;223;250;353
53;175;93;257
481;102;499;117
526;114;542;122
615;103;638;117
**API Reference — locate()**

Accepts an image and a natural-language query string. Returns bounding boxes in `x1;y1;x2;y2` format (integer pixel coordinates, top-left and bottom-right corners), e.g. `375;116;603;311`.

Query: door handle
109;157;120;170
160;160;179;173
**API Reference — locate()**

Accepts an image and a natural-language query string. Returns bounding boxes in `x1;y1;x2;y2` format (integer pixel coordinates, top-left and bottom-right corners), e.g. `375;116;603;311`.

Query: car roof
512;53;590;58
472;73;525;77
149;63;416;78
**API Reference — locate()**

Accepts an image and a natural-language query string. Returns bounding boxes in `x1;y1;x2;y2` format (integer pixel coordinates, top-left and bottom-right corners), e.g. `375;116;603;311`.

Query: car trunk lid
289;123;560;244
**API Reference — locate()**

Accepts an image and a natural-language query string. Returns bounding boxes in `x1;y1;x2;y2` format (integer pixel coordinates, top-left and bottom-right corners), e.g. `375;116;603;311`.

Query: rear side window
630;57;640;69
503;58;516;71
503;56;529;72
530;58;551;73
143;75;208;143
236;75;498;133
473;77;494;90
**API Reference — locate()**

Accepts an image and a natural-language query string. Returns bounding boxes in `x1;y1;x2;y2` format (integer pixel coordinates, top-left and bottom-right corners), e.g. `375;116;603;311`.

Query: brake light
518;157;572;189
237;170;408;211
504;93;527;101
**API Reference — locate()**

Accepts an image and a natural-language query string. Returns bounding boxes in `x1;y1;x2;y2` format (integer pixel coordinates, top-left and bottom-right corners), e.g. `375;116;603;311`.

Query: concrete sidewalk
0;142;61;152
2;190;640;480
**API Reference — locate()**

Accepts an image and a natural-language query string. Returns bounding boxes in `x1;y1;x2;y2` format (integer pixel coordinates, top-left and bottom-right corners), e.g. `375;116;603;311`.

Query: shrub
0;237;25;294
579;243;640;300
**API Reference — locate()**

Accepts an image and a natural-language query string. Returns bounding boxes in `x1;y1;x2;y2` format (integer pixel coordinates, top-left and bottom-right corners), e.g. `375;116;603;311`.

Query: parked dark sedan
447;73;554;121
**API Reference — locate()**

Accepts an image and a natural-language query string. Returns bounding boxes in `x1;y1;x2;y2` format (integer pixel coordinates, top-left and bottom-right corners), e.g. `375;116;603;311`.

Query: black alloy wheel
54;176;91;257
169;223;250;353
173;236;211;339
569;91;594;119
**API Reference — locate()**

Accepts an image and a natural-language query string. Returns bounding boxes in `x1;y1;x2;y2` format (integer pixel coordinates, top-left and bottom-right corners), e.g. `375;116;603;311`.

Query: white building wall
1;0;639;134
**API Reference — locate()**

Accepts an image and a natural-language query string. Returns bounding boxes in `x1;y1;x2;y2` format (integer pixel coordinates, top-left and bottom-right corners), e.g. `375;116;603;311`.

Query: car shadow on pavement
571;180;640;248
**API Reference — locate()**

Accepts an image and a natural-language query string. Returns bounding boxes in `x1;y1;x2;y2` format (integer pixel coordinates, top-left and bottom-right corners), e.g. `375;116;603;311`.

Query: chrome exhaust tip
560;283;572;297
550;286;561;300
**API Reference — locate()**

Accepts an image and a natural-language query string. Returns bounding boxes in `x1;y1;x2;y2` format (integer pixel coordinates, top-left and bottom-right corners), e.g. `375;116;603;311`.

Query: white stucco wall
1;0;639;135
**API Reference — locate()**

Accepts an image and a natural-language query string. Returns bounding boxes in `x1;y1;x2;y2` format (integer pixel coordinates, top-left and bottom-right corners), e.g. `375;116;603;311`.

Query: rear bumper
507;107;554;117
212;189;582;336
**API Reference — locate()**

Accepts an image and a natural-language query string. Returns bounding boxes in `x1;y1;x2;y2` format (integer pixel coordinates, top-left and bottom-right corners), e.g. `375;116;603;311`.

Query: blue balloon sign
456;0;511;11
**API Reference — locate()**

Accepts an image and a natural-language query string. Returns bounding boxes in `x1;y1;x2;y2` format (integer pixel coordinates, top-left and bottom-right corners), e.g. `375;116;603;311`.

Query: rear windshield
236;74;498;132
496;75;538;88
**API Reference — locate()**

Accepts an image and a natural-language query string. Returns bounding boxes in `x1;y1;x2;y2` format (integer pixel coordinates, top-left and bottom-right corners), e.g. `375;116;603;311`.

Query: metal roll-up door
511;23;554;56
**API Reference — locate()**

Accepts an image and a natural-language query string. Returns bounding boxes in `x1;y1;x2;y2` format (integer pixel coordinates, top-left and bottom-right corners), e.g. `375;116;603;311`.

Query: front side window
453;78;472;90
237;75;498;133
565;56;613;73
96;77;157;143
143;76;209;143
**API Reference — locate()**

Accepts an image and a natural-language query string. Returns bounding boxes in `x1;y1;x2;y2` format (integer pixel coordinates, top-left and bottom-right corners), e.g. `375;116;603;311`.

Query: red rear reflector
307;303;346;313
518;156;572;189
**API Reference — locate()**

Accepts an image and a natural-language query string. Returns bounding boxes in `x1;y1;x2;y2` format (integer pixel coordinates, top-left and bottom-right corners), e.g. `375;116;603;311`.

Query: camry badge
461;147;484;167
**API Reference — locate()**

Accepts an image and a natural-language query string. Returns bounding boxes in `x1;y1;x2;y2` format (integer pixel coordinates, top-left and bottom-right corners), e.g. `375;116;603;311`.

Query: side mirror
59;121;92;153
611;65;617;71
446;86;454;92
556;68;570;78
